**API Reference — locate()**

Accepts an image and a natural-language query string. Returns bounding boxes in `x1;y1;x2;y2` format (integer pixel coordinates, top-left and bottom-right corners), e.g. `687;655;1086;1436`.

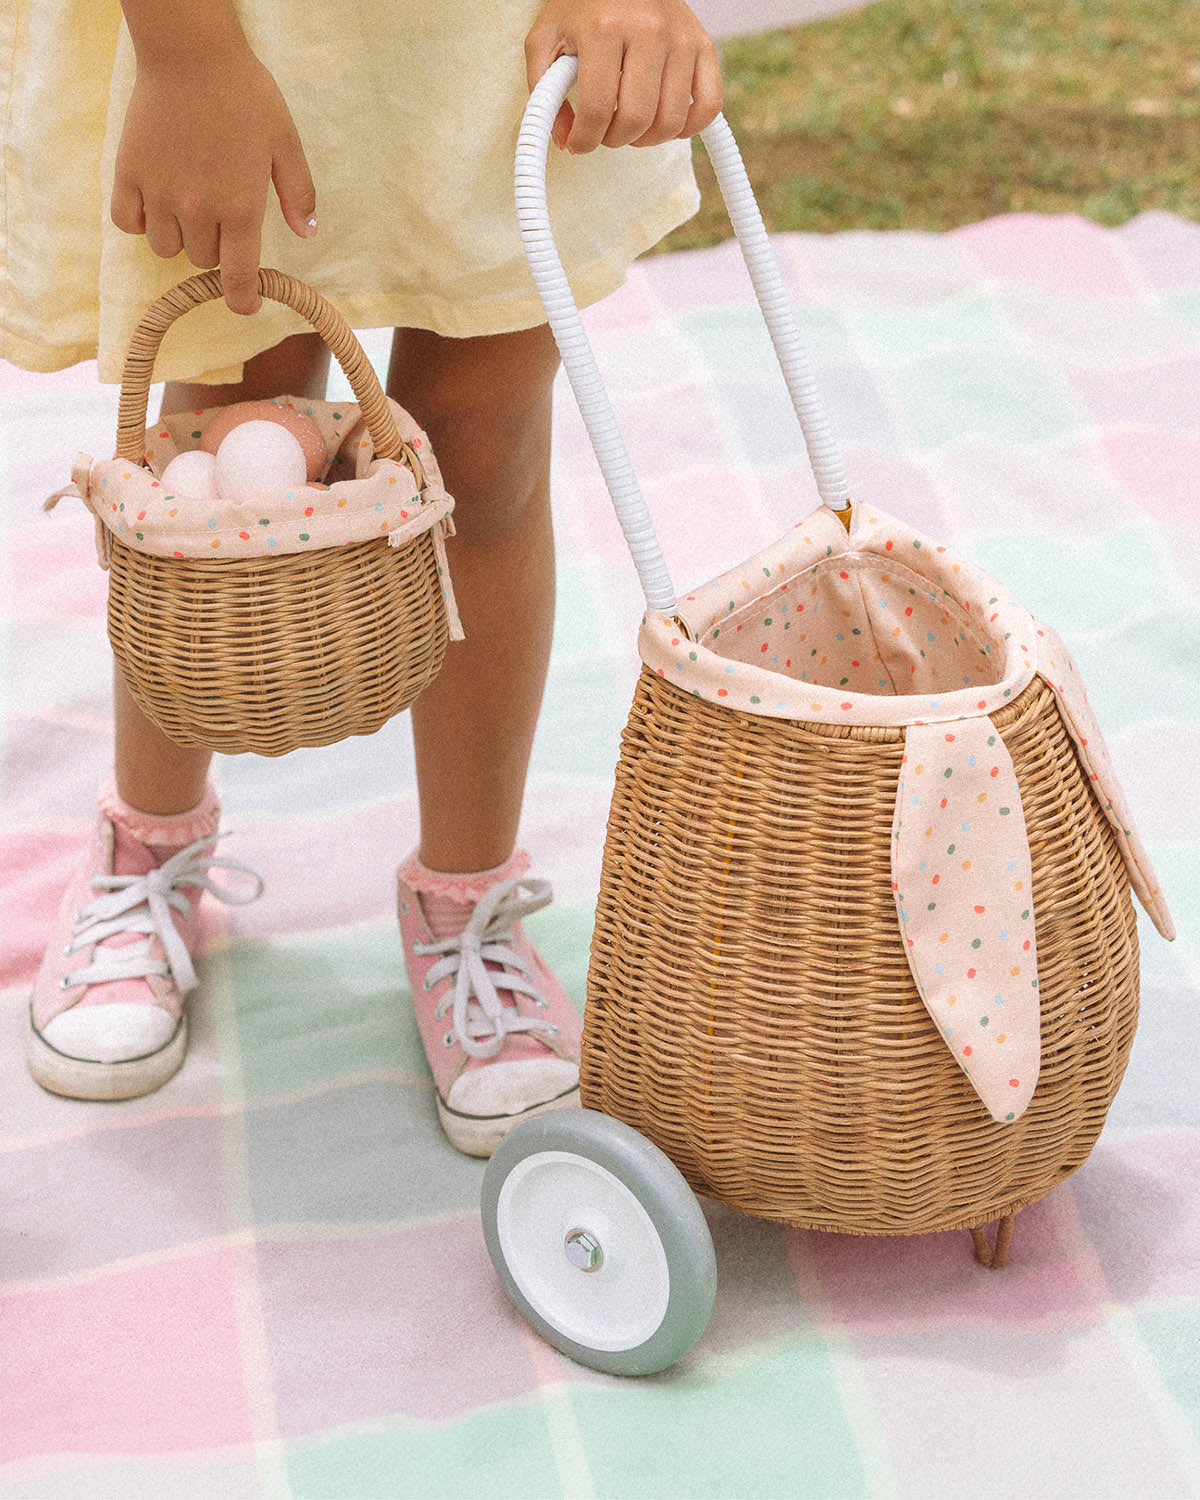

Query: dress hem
1;182;701;387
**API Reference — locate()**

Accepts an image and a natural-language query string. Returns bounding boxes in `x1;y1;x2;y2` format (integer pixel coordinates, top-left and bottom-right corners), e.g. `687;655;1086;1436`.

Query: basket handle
115;267;413;469
516;55;851;616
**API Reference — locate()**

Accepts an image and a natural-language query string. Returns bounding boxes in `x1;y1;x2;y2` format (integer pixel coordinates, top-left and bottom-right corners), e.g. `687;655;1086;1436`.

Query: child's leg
386;323;561;872
387;324;583;1156
156;330;331;421
28;333;330;1100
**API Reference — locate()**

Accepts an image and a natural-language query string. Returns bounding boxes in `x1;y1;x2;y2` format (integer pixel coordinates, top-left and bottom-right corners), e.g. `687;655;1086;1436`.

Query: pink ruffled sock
97;777;221;871
397;847;531;939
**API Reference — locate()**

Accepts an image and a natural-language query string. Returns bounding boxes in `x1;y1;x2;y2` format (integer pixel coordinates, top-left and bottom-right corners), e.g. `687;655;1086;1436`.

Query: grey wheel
481;1109;717;1376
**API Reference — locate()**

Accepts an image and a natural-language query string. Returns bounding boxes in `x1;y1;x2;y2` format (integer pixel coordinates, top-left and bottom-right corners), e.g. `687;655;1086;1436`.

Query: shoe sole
25;1014;188;1101
437;1084;581;1158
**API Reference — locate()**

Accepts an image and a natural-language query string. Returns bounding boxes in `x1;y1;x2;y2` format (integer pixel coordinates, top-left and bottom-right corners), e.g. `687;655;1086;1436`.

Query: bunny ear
891;718;1041;1123
1035;622;1175;942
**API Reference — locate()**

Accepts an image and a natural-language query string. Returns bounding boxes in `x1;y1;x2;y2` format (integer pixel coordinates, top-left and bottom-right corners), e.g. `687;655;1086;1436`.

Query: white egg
214;419;308;500
159;448;219;500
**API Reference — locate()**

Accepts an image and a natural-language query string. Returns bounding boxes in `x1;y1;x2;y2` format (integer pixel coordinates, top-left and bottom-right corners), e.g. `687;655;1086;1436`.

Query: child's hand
525;0;722;153
110;45;317;316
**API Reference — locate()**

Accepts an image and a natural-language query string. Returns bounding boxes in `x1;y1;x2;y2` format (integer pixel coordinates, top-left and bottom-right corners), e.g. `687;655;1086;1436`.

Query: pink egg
214;421;308;500
159;448;219;500
200;399;327;480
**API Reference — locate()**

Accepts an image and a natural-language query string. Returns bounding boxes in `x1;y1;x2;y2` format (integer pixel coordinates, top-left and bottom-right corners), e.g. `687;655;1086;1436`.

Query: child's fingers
565;32;624;152
272;127;319;241
143;209;184;263
109;178;146;237
523;22;558;92
524;27;576;148
218;218;264;315
679;42;723;137
181;222;221;271
523;2;723;153
626;46;695;146
601;36;670;149
552;101;574;149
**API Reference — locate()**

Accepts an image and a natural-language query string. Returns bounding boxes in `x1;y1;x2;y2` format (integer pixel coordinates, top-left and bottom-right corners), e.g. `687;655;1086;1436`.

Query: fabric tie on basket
44;396;463;640
639;500;1173;1123
891;716;1041;1121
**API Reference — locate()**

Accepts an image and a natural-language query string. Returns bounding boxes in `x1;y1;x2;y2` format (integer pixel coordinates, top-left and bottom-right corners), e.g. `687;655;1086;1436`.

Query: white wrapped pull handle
516;54;851;616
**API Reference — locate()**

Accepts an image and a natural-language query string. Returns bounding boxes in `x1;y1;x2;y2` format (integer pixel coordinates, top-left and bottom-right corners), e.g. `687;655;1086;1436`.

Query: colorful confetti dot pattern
55;396;451;564
891;718;1040;1121
639;500;1036;726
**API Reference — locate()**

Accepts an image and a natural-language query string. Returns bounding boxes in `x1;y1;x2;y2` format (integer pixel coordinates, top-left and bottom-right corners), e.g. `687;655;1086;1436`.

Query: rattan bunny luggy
586;508;1173;1256
46;270;461;756
480;57;1176;1378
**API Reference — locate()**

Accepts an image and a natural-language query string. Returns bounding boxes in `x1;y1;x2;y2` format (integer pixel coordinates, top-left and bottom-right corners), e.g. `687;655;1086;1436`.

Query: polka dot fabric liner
51;395;455;563
641;499;1174;1122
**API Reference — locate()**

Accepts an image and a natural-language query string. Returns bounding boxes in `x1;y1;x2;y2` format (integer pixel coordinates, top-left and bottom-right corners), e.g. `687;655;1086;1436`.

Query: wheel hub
564;1227;604;1272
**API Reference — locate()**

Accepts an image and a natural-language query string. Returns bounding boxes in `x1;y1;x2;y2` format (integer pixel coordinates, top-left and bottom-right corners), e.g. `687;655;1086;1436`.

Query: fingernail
305;216;318;237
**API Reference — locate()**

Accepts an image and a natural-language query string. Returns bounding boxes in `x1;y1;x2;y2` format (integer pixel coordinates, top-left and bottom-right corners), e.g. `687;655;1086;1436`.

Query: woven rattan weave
583;670;1138;1240
106;268;447;755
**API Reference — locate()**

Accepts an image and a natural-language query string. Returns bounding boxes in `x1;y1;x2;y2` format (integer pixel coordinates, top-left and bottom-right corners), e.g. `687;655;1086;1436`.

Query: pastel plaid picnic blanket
1;211;1197;1500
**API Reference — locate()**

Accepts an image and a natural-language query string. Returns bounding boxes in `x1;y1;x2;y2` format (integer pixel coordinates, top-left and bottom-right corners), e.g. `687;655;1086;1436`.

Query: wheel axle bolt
564;1228;604;1272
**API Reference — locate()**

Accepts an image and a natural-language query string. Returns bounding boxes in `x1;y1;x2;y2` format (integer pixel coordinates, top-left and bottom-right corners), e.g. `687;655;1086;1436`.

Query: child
3;0;721;1154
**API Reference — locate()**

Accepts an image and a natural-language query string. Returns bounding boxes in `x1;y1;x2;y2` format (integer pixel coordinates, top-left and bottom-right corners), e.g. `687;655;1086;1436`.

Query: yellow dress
0;0;698;383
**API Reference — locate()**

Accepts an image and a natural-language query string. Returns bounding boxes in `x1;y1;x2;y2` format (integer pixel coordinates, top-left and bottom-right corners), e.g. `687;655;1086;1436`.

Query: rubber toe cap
40;1002;179;1064
447;1057;579;1119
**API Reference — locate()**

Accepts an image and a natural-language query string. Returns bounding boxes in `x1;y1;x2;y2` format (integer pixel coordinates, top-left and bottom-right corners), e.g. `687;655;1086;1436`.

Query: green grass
660;0;1200;246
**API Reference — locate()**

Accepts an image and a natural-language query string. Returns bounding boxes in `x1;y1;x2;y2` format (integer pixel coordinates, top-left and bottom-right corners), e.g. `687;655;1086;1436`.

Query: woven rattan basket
586;673;1138;1262
517;57;1174;1267
61;269;456;756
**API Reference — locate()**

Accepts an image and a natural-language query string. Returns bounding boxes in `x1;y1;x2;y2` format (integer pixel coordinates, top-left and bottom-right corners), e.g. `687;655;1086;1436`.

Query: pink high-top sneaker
397;850;581;1157
27;787;263;1101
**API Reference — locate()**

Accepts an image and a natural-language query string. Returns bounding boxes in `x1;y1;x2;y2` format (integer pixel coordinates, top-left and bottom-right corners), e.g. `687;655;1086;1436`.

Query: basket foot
970;1213;1015;1269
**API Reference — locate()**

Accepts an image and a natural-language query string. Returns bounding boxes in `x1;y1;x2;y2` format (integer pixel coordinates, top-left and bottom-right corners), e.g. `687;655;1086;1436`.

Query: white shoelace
412;877;560;1060
61;832;264;997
